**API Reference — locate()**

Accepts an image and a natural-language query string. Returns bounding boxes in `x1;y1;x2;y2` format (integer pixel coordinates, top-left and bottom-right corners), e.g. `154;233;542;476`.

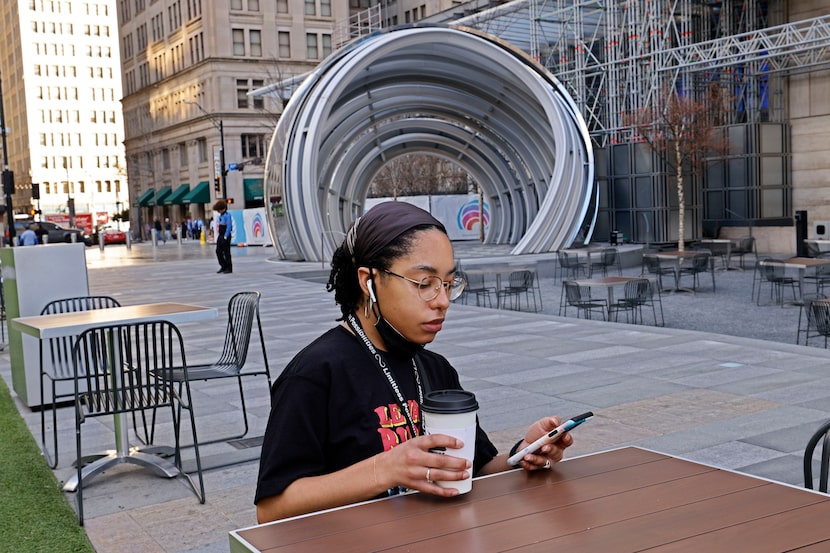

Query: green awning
183;181;210;204
244;178;264;202
162;184;190;205
154;186;173;205
138;188;155;207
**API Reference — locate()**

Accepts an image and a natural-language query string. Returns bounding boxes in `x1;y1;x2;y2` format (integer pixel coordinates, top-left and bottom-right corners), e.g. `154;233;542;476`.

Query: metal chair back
72;320;204;524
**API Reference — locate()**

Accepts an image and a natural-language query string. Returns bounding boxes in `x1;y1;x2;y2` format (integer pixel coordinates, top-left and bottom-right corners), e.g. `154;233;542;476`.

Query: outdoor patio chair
806;301;830;348
678;252;715;291
796;293;826;345
641;254;674;291
588;248;621;277
805;263;830;296
72;320;205;525
499;270;541;312
732;236;756;269
133;291;271;451
562;280;607;320
39;295;121;469
457;270;494;307
804;418;830;493
758;259;800;306
609;278;664;326
556;251;587;279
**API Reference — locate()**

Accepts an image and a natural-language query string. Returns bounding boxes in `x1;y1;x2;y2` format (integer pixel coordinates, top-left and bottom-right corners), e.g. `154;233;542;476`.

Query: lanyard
346;314;423;440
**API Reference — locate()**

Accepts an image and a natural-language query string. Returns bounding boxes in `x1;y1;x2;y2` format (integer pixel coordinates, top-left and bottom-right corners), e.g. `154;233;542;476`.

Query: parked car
12;220;91;245
90;226;127;245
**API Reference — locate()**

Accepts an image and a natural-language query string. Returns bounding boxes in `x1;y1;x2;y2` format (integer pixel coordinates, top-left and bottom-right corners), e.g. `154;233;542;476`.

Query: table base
63;445;179;492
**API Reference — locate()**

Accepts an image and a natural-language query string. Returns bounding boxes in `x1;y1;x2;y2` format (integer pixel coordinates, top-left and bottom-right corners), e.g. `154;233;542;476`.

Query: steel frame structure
458;0;830;147
263;26;594;261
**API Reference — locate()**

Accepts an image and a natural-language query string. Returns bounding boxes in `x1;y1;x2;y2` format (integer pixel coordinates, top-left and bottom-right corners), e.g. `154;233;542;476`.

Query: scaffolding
457;0;830;147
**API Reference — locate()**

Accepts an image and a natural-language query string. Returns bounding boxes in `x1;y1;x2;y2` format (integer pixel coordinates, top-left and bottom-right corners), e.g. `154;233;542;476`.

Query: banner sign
228;208;271;246
364;195;488;241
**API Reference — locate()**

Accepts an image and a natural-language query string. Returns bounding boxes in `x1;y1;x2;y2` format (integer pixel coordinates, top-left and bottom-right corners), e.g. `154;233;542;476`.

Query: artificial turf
0;376;94;552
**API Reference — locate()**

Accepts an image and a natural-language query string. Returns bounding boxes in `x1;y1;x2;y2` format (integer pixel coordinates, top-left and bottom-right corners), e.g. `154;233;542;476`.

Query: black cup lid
422;390;478;414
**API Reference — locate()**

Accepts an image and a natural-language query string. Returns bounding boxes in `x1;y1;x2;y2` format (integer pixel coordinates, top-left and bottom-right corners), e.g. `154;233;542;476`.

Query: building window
237;79;265;108
197;138;207;162
248;0;259;9
306;33;318;59
230;0;242;9
277;0;288;12
304;0;315;15
250;30;262;56
320;0;331;17
278;31;290;58
162;148;170;170
241;134;267;159
322;33;332;57
179;142;187;165
232;29;245;55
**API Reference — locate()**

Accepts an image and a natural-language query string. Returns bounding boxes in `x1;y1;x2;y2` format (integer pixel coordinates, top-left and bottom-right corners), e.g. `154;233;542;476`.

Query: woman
255;201;573;523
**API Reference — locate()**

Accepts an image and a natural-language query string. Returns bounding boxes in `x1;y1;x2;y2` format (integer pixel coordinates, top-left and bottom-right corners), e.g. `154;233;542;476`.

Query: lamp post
0;70;16;244
185;100;227;199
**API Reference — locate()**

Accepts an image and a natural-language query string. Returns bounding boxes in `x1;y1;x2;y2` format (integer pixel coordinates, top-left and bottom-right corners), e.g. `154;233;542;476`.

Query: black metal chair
457;270;494;308
678;252;715;291
796;293;826;345
72;320;205;525
805;301;830;348
134;291;271;448
498;270;541;312
588;248;621;277
609;278;664;326
641;254;674;292
732;236;756;269
39;295;122;468
804;419;830;492
556;251;587;279
562;281;607;320
758;259;800;306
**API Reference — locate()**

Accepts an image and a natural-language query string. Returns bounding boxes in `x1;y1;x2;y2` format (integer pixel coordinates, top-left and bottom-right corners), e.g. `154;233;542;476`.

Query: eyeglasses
382;269;466;302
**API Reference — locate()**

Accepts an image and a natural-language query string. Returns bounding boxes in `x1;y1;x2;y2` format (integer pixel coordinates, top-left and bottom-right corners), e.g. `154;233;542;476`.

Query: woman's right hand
374;433;471;496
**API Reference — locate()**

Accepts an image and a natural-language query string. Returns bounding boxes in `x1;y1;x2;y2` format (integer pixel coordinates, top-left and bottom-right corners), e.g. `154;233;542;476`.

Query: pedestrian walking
214;200;233;273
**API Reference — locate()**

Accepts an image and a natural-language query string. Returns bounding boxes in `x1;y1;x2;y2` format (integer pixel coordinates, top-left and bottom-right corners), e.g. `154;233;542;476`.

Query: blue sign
228;163;238;171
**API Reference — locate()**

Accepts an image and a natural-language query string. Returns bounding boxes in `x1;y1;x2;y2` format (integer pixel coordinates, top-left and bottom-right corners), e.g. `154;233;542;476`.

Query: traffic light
226;198;234;204
214;177;221;194
2;170;14;195
31;182;40;200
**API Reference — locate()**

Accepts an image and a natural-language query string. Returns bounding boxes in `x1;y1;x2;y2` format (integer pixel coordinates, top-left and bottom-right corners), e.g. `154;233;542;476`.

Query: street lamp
185;100;226;199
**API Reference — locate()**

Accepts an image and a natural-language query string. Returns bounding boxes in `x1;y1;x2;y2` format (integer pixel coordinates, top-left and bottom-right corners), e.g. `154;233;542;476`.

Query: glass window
232;29;245;55
304;0;315;15
250;30;262;56
320;0;330;16
306;33;318;59
278;31;290;58
276;0;287;12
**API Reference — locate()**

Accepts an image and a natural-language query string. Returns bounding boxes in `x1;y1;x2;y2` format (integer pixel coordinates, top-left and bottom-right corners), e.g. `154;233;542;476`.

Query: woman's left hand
513;417;573;471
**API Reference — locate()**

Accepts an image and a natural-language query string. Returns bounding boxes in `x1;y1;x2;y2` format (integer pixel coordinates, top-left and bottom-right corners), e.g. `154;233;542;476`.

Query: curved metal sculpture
264;24;594;262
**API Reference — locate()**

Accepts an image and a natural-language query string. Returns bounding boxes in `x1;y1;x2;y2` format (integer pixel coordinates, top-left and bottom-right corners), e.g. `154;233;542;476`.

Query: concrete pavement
3;239;830;552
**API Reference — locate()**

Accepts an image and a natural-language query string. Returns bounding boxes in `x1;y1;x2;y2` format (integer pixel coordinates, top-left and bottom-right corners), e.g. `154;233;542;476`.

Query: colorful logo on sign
457;198;489;231
251;213;266;238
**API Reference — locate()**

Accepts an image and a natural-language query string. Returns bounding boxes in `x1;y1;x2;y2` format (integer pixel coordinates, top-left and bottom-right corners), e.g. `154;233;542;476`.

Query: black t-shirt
254;325;498;504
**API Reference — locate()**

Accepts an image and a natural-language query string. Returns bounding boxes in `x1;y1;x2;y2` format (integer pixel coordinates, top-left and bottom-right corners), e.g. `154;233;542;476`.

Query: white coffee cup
421;390;478;494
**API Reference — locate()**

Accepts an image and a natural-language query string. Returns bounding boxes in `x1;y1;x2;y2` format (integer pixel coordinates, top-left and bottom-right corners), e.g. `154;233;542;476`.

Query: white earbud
367;279;377;303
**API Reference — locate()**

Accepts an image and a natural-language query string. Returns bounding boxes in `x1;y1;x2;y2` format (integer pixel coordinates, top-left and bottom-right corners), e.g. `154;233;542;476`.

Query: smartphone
507;411;593;466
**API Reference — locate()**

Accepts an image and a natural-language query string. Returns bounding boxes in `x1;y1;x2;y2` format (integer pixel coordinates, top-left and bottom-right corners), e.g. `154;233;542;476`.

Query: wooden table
229;446;830;552
11;302;218;491
776;257;830;299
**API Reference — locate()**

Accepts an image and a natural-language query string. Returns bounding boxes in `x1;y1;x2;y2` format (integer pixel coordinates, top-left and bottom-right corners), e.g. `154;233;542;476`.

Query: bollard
98;230;105;251
152;231;158;247
70;233;76;243
125;232;131;250
42;234;48;244
177;231;182;246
